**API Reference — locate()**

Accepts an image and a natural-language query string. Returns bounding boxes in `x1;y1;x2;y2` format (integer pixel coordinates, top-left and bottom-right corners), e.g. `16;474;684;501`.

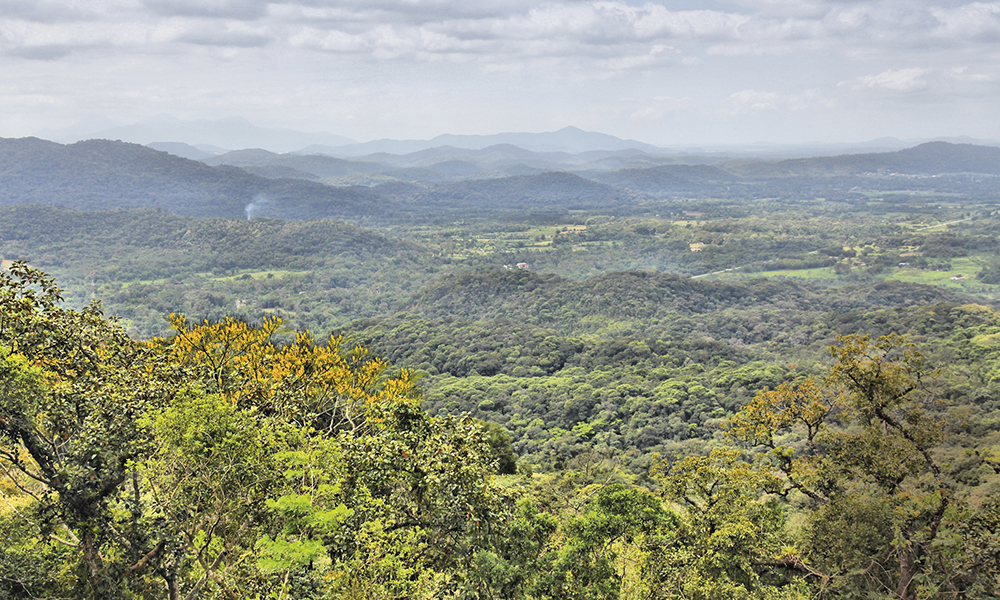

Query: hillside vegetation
2;263;999;599
3;139;1000;598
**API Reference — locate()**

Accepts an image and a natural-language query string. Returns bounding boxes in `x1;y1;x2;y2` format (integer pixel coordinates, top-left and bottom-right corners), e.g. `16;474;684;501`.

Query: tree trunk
82;529;103;590
898;546;919;600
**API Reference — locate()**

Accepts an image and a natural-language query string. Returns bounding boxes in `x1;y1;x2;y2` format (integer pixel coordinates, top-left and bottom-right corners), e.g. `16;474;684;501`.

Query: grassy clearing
119;269;313;287
213;269;312;282
708;255;1000;300
885;256;985;287
705;266;837;282
407;223;587;258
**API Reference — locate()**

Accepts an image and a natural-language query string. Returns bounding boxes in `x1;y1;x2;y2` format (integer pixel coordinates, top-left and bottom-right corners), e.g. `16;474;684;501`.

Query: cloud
849;68;931;92
728;89;782;113
947;66;994;83
630;95;693;120
4;1;998;69
5;0;1000;144
725;88;833;114
0;0;107;24
7;43;74;60
276;2;751;77
930;2;1000;42
142;0;270;20
178;29;273;47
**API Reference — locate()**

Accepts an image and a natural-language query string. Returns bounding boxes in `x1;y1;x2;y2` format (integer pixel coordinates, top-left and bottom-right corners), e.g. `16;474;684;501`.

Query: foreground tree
0;261;175;597
648;449;807;600
0;264;514;598
727;334;992;599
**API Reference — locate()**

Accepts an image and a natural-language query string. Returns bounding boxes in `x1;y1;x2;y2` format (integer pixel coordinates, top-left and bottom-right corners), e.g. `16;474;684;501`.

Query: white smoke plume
245;194;269;220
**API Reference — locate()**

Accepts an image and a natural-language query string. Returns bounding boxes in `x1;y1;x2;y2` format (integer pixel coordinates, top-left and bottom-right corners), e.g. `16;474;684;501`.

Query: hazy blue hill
423;160;484;177
325;126;661;156
202;148;387;178
351;160;487;183
886;141;1000;174
370;180;426;195
343;144;572;170
495;165;549;177
239;165;320;180
0;137;393;221
348;144;677;172
415;144;576;168
404;171;643;211
248;178;390;221
10;136;1000;227
588;164;740;194
726;141;1000;178
429;126;661;153
146;142;214;160
0;137;253;217
41;115;357;154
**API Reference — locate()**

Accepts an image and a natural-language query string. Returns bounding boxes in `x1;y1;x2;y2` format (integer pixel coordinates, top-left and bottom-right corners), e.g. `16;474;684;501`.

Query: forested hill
6;137;1000;224
0;204;436;334
589;164;739;196
0;137;388;220
0;137;644;223
201;148;386;178
0;204;418;260
584;142;1000;198
399;269;969;337
724;141;1000;178
398;171;643;212
337;271;999;475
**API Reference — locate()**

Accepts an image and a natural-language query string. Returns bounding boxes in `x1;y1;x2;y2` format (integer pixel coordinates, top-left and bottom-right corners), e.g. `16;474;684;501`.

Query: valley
2;136;1000;598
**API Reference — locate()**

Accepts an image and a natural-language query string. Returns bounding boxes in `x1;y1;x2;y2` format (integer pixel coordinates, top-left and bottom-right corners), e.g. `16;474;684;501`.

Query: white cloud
178;28;272;47
728;89;781;113
630;95;693;120
142;0;270;20
8;43;75;60
2;1;996;70
948;66;994;82
930;2;1000;42
850;68;931;92
3;1;1000;142
725;88;833;114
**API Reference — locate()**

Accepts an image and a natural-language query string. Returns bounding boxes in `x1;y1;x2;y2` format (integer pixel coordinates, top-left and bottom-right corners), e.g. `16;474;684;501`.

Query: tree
536;483;674;600
727;334;977;599
648;449;806;600
0;261;174;597
156;313;398;435
1;264;513;598
466;497;558;600
140;391;294;599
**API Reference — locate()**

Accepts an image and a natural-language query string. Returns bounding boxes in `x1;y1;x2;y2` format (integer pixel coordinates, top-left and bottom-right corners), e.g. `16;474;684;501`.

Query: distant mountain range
4;137;1000;225
201;144;694;183
33;115;1000;159
304;126;663;156
36;115;357;154
0;137;386;221
35;116;664;155
723;141;1000;178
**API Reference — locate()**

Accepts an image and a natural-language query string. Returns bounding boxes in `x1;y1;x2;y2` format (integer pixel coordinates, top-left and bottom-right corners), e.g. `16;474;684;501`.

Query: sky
2;0;1000;146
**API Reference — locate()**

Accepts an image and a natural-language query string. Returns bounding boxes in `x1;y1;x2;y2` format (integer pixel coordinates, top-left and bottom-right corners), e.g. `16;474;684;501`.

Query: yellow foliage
152;314;418;433
726;378;832;451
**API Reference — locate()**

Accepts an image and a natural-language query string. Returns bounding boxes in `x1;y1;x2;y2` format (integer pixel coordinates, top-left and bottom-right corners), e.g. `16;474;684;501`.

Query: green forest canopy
2;262;999;599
